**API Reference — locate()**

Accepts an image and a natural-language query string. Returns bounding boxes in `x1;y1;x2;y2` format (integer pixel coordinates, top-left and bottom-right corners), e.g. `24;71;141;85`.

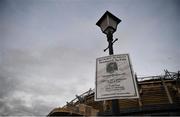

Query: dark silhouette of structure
48;70;180;116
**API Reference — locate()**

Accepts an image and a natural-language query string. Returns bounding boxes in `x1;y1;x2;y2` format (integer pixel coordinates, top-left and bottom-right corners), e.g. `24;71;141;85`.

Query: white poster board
95;54;139;101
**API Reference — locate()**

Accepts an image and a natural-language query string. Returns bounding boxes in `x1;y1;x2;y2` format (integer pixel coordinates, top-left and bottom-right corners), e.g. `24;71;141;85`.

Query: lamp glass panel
109;16;118;31
99;17;108;33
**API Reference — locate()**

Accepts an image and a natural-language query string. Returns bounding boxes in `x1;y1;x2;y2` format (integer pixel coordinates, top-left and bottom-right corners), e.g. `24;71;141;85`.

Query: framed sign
95;54;139;101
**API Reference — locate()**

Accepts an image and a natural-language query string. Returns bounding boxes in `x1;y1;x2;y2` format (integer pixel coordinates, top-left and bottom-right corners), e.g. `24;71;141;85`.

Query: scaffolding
48;70;180;116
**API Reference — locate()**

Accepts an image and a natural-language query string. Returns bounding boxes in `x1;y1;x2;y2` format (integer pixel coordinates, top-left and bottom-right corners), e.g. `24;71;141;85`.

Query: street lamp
96;11;121;55
96;11;121;115
96;11;121;35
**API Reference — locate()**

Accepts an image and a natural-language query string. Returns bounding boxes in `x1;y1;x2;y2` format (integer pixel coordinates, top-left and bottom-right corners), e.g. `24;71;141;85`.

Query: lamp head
96;11;121;34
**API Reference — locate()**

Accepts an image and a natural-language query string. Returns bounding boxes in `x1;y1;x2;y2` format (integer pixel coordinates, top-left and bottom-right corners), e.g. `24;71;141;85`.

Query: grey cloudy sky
0;0;180;116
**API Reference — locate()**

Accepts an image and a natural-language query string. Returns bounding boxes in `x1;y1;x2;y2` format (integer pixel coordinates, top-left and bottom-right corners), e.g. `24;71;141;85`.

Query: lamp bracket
104;38;118;52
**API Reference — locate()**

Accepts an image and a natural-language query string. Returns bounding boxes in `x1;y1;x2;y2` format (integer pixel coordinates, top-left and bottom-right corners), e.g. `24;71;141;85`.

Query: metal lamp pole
106;31;120;116
107;32;114;55
96;11;121;116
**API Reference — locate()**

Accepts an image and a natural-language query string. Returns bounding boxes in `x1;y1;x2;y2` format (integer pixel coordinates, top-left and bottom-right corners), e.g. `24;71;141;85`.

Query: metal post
163;71;173;104
107;32;114;55
107;32;120;115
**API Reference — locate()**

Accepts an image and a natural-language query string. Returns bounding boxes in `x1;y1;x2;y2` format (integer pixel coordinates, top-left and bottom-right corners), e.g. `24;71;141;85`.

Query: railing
65;70;179;107
64;88;95;107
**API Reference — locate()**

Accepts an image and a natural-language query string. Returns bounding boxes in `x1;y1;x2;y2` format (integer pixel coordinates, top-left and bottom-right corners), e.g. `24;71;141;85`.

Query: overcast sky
0;0;180;116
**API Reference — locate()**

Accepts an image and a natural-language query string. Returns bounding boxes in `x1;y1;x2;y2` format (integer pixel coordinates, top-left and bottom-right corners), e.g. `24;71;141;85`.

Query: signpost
96;11;139;115
95;54;139;101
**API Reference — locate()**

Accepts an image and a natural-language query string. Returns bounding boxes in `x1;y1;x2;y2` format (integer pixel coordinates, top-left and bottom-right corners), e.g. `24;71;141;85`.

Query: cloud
0;90;53;116
0;46;95;115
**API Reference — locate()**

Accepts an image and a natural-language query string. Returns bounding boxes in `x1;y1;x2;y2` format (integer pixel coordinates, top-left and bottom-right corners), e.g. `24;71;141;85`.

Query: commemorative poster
95;54;139;101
